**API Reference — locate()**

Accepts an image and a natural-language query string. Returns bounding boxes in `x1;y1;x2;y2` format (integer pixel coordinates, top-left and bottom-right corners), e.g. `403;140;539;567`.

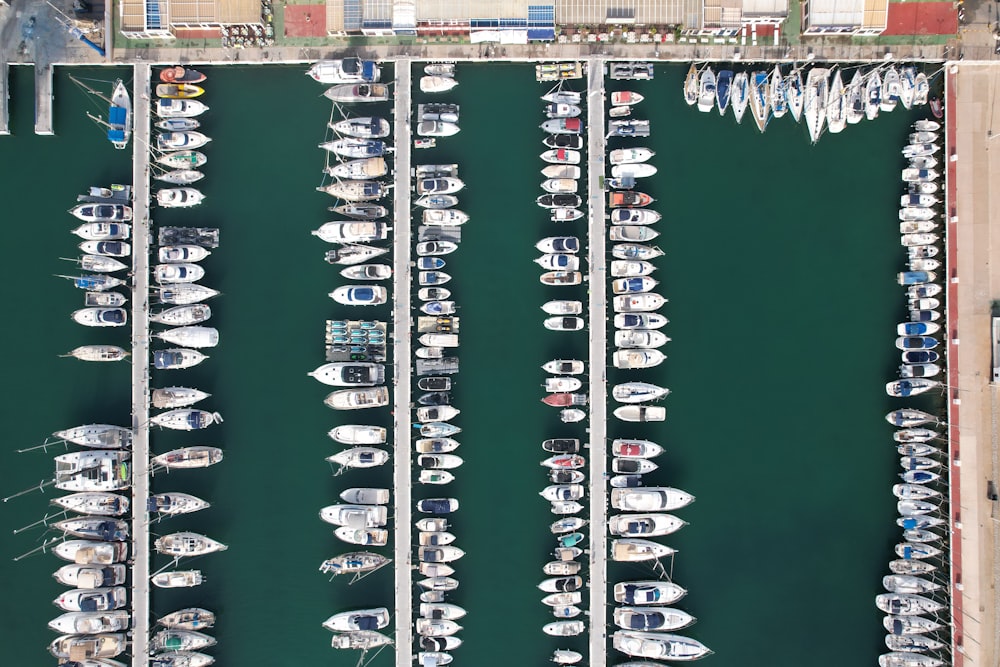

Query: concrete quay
0;60;8;135
391;58;414;664
586;58;609;667
129;62;152;667
34;61;52;135
946;62;1000;667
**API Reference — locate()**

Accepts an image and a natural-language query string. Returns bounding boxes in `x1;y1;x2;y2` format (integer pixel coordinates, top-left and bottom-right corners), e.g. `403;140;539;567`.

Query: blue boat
902;350;940;364
418;258;445;270
71;76;131;150
897;271;934;286
716;70;733;115
910;309;940;323
898;322;937;336
417;498;459;514
896;336;938;350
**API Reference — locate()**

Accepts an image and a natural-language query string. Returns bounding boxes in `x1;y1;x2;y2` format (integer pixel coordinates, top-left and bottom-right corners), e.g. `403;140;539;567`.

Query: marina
0;60;988;667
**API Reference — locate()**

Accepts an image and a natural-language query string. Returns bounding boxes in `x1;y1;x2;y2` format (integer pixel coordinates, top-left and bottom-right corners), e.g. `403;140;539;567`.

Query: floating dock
129;62;151;667
392;58;414;667
0;61;9;136
586;57;609;667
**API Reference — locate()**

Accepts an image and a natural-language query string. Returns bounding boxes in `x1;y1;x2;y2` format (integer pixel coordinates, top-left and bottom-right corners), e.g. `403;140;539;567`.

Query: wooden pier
129;63;152;667
34;63;53;135
391;59;414;662
0;60;9;135
586;58;609;667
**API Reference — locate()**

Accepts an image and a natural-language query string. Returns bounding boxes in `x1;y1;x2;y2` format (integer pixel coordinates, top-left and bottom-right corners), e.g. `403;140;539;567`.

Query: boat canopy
355;614;380;630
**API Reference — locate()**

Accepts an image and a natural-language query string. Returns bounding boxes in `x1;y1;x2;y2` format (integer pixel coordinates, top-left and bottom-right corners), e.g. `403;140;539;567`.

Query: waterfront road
391;59;414;664
130;62;151;667
949;62;1000;667
586;58;608;667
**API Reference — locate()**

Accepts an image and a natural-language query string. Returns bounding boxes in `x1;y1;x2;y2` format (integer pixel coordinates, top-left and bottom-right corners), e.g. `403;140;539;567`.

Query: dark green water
0;62;929;666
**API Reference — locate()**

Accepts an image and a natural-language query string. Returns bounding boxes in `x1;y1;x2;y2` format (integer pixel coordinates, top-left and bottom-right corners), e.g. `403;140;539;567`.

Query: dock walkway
34;63;52;135
392;59;414;663
130;63;151;667
586;58;608;667
0;60;9;135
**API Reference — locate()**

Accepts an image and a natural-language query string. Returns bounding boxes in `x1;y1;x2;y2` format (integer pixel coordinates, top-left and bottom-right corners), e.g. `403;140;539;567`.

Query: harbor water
0;62;932;666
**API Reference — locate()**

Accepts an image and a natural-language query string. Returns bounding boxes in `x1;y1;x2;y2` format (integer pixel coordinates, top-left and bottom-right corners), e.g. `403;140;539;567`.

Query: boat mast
68;74;113;106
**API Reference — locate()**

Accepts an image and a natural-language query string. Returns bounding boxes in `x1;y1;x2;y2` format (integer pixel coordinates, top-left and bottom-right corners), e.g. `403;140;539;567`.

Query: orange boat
160;66;207;84
156;83;205;100
542;393;588;407
609;191;653;208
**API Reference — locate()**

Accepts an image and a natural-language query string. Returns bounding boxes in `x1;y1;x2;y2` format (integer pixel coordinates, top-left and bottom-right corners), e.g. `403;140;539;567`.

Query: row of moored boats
876;117;952;667
687;62;938;143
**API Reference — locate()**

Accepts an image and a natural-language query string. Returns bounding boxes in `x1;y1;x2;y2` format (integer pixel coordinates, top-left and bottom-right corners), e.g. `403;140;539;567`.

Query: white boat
53;562;127;588
884;614;941;636
541;149;581;164
611;163;657;179
771;65;788;119
542;164;581;179
159;245;210;263
613;293;667;312
156;188;205;208
545;377;582;393
541;178;578;194
150;304;212;325
326;157;388;180
615;313;668;329
323;83;391;103
540;271;582;286
560;409;586;424
53;587;127;612
786;68;805;122
417;242;458;257
156;98;208;117
748;70;771;132
329;117;390;139
155;532;228;557
614;606;695;631
611;209;661;225
552;649;583;664
335;527;388;546
537;237;580;254
330;285;388;306
150;409;221;430
155;168;205;185
52;492;128;517
612;539;675;562
418;454;463;470
147;492;210;515
340;263;392;280
730;72;749;123
882;66;902;112
420;75;458;93
308;59;381;84
151;572;206;592
321;138;390;158
151;630;216;653
49;609;129;635
826;70;847;134
320;504;388;528
157;131;210;151
537;253;580;271
612;276;658;294
79;240;131;257
313;221;389;244
609;513;686;538
880;653;943;667
615;330;669;348
609;147;655;165
697;67;716;113
612;487;694;511
72;222;131;241
328;447;390;469
325;387;390;410
70;202;133;222
329;424;387;446
541;89;581;104
425;63;456;77
423;209;469;226
53;540;129;565
542;300;583;315
543;359;584;375
804;68;829;143
317;179;387;201
155;326;218;349
543;620;585;637
416;618;462;637
323;608;390;633
158;284;219;305
615;405;666;422
883;574;941;594
415;402;460;419
612;631;711;660
48;633;126;660
611;261;656;277
71;307;127;328
613;350;666;369
76;254;127;273
613;439;664;458
150;445;223;470
875;593;944;616
613;382;669;403
417;177;464;195
845;70;864;124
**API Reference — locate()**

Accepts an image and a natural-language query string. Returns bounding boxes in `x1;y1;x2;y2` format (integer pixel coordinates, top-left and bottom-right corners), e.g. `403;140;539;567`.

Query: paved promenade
586;58;609;667
130;62;151;667
949;62;1000;667
391;58;414;663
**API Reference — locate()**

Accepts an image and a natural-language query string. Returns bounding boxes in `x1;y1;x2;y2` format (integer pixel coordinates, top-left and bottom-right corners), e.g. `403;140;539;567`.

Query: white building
802;0;887;35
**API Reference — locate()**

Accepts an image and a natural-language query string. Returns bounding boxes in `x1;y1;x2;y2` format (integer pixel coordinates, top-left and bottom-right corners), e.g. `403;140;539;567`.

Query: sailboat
770;66;787;119
70;75;131;150
827;70;847;134
748;70;770;132
696;67;715;113
804;68;829;144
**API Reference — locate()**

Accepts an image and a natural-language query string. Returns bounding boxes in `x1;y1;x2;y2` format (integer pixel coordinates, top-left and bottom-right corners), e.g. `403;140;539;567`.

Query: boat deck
586;57;609;667
392;58;414;664
130;63;151;667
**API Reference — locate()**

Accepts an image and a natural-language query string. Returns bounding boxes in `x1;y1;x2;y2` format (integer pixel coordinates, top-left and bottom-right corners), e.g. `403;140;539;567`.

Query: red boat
542;455;586;469
609;191;653;208
160;67;207;84
929;97;943;120
542;393;588;407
